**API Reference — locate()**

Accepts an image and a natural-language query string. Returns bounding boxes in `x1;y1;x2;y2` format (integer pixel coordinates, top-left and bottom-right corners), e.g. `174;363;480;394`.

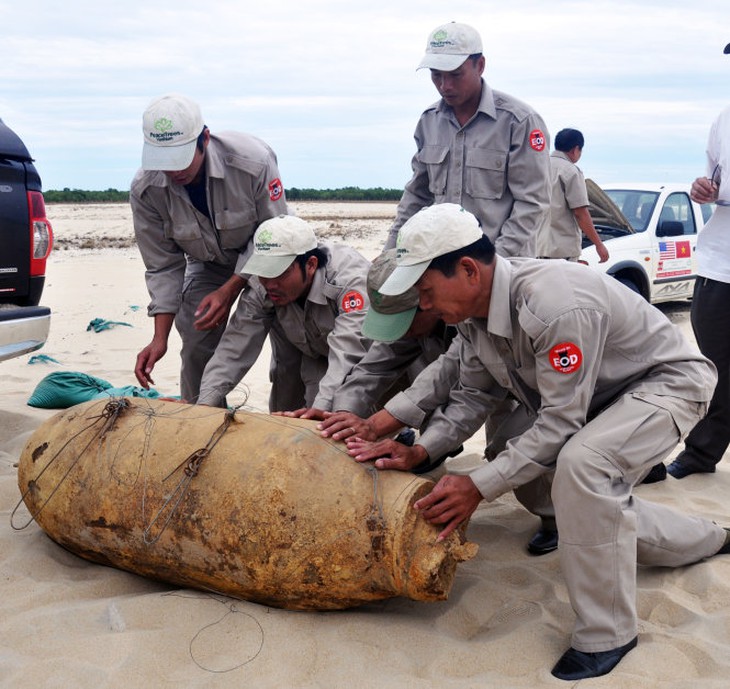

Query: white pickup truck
579;181;713;304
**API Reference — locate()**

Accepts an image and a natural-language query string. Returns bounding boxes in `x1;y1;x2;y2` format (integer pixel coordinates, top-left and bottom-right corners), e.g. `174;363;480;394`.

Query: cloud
1;0;728;189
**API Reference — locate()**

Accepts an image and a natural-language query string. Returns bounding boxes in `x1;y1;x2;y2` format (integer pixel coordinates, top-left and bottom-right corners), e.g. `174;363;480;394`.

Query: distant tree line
286;187;402;201
44;186;402;203
44;188;130;203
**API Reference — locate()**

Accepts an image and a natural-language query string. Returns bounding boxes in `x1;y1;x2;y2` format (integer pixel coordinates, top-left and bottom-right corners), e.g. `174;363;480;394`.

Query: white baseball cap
243;215;318;278
141;94;204;171
417;22;483;71
379;204;484;295
362;250;419;342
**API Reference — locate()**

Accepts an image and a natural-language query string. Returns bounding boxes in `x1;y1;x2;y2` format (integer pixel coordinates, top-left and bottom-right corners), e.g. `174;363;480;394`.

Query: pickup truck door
651;191;697;301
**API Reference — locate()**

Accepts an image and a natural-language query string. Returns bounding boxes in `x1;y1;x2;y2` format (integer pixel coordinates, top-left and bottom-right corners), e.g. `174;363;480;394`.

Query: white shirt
696;105;730;282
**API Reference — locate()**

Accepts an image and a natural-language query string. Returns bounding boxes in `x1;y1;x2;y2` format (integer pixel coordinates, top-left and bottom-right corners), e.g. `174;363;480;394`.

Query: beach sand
1;203;729;688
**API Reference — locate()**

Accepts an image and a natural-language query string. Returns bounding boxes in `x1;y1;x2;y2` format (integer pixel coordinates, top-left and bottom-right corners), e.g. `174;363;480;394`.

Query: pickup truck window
605;190;659;232
661;192;696;235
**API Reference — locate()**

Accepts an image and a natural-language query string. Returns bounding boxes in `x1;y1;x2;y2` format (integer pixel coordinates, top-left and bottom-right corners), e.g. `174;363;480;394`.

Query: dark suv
0;117;53;362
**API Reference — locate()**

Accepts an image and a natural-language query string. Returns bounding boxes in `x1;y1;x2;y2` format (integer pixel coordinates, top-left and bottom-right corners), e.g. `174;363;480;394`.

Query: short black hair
294;247;328;279
428;235;495;276
195;126;209;153
554;128;584;152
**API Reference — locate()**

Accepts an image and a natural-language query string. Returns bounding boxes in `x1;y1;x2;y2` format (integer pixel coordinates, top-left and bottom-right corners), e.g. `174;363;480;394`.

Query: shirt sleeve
311;284;372;411
562;165;589;210
130;184;187;316
331;339;424;416
469;306;609;501
493;112;552;258
412;335;509;460
197;282;273;406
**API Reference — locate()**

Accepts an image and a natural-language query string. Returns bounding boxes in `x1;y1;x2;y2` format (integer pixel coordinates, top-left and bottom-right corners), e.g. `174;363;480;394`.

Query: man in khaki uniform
286;249;462;474
385;22;551;258
351;203;730;680
536;128;609;262
382;21;554;551
131;93;289;402
197;215;372;411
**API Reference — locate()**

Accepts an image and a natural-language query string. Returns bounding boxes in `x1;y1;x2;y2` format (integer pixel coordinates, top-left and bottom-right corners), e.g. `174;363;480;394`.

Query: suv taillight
28;191;53;276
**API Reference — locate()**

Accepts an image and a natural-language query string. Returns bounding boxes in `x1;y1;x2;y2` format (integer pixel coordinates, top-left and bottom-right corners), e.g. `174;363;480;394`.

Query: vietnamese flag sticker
549;342;583;374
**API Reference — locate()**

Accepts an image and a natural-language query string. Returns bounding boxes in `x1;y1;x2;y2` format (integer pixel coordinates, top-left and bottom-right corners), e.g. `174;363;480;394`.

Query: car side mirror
656;220;683;237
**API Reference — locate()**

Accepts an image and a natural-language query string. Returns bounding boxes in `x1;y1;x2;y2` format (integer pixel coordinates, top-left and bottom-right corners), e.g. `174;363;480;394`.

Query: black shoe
666;457;716;479
640;462;667;484
551;636;637;681
527;528;558;556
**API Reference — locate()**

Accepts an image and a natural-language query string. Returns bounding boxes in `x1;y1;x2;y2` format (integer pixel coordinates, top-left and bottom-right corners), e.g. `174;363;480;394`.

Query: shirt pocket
417;145;449;197
214;206;258;250
165;220;207;257
465;148;507;200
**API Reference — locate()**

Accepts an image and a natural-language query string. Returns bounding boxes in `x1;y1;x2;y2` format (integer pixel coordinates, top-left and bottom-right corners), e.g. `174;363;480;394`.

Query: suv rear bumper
0;305;51;362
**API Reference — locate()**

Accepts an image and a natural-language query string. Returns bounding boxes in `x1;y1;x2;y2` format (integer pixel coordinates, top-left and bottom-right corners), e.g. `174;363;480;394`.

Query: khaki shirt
131;132;289;315
332;323;457;417
197;243;372;410
537;151;588;259
384;337;465;427
414;256;716;499
385;80;551;258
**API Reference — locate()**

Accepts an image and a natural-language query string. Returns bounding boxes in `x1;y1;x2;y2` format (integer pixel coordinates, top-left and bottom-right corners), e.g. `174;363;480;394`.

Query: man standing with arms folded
131;93;289;402
385;21;551;258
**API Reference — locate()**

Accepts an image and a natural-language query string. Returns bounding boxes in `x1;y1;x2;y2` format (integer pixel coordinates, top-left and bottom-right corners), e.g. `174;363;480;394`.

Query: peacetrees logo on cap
429;29;454;49
148;116;185;144
155;118;173;133
254;228;281;253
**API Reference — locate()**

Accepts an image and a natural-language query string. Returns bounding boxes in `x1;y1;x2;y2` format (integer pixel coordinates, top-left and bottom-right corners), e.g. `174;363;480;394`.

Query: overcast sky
2;0;728;192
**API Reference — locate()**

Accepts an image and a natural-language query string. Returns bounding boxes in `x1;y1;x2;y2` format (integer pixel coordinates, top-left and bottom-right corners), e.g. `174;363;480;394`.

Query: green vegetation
44;187;402;203
286;187;402;201
44;188;129;203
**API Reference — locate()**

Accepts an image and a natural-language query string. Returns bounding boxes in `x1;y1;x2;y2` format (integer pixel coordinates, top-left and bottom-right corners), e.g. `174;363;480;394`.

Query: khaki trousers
552;391;726;651
175;263;231;402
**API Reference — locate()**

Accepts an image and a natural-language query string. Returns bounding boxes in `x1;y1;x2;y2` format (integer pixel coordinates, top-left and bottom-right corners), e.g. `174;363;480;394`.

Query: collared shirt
197;243;372;410
696;105;730;282
131;131;289;315
385;80;551;258
409;256;716;499
536;150;589;259
332;322;457;417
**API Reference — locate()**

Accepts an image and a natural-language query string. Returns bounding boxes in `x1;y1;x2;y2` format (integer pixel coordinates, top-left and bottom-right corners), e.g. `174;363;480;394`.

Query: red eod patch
268;178;283;201
529;129;546;152
341;290;365;313
549;342;582;374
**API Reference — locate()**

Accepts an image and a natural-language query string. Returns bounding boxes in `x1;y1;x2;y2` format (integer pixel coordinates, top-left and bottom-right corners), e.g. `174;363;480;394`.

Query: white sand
1;203;729;688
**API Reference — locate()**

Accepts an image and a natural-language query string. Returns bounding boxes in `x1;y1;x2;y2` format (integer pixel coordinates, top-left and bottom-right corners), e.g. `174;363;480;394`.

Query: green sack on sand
27;371;167;409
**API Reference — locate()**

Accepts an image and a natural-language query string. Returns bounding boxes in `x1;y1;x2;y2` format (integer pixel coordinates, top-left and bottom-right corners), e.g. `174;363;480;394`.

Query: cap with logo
141;94;204;171
243;215;317;279
417;22;483;72
361;250;420;342
379;203;484;296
